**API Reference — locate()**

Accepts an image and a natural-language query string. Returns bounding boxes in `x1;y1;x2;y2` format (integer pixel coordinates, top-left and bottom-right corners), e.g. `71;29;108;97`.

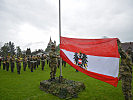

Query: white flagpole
59;0;63;81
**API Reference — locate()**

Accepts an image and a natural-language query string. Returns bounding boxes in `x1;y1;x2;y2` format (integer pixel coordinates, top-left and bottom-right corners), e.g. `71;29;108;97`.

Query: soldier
37;55;40;68
10;56;15;72
41;54;46;71
27;56;31;69
117;40;132;100
33;56;37;70
30;56;34;72
5;56;10;71
2;57;6;70
33;56;35;70
38;55;41;65
49;43;59;81
16;57;21;74
23;56;27;71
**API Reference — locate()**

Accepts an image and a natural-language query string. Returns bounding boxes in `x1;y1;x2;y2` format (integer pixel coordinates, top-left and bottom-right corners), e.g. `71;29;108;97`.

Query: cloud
61;0;133;40
0;0;133;51
22;41;47;52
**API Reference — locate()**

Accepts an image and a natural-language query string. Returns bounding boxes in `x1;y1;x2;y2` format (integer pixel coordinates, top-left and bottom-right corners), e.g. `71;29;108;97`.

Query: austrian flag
60;36;120;87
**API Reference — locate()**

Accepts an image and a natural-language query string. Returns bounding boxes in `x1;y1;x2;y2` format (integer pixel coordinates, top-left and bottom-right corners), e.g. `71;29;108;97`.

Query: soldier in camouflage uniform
5;56;10;71
37;55;40;68
30;56;34;72
49;43;59;81
23;56;27;71
41;54;46;71
2;57;6;70
10;56;15;72
16;57;21;74
27;56;31;69
33;56;36;70
117;40;132;100
34;56;37;70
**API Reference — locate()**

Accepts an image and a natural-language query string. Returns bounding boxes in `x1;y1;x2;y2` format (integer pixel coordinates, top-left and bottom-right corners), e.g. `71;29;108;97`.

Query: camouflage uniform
34;56;37;70
30;56;34;72
57;57;60;68
41;55;45;71
27;56;31;69
49;44;58;80
118;40;132;100
16;57;21;74
37;56;40;68
2;57;6;70
6;56;10;71
23;56;27;71
10;56;15;72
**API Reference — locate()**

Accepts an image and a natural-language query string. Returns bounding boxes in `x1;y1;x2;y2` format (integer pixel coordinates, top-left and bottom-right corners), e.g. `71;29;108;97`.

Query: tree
16;46;22;57
9;41;16;56
0;43;10;57
0;41;16;57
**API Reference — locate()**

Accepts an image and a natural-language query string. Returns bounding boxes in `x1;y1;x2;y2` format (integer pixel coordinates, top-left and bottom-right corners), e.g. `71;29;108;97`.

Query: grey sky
0;0;133;51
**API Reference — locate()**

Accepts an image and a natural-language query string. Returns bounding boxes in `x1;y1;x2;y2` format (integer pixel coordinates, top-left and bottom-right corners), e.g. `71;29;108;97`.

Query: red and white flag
60;36;120;87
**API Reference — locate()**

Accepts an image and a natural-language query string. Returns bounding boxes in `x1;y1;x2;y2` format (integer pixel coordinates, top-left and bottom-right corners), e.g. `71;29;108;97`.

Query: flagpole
59;0;63;81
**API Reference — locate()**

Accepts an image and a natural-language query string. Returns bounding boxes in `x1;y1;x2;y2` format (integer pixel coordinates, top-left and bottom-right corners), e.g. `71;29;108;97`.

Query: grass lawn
0;62;132;100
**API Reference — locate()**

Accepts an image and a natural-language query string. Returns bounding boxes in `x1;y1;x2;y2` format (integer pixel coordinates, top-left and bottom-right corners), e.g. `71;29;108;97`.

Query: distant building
26;48;31;56
45;36;56;53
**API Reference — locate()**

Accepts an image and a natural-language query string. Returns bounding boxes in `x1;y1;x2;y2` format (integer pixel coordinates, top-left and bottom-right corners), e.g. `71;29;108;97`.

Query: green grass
0;63;132;100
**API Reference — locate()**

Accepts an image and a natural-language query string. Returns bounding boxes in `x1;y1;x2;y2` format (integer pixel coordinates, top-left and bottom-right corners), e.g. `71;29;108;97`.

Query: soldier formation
0;50;66;75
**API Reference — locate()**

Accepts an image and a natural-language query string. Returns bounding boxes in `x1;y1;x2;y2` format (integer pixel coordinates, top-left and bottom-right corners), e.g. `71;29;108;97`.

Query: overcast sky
0;0;133;51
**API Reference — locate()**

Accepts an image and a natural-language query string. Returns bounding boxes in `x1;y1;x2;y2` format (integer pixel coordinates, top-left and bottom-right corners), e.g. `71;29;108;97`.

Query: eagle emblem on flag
73;51;88;70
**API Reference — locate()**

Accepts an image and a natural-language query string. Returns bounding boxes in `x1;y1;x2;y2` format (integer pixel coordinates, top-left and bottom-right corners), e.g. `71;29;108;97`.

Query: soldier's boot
125;95;129;100
48;78;54;82
42;66;44;70
11;68;13;72
129;94;132;100
17;71;20;74
48;79;52;82
52;77;55;81
3;66;5;70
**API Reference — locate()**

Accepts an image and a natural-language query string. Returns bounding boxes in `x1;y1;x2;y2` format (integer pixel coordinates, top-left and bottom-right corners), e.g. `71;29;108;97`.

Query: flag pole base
59;75;63;83
40;77;85;99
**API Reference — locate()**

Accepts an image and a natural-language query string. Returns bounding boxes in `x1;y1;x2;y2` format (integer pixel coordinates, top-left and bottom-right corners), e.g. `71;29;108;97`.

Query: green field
0;63;132;100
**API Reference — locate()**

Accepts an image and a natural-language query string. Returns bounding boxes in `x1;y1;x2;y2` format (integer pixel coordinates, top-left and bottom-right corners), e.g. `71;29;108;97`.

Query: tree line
0;41;32;57
0;41;20;57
